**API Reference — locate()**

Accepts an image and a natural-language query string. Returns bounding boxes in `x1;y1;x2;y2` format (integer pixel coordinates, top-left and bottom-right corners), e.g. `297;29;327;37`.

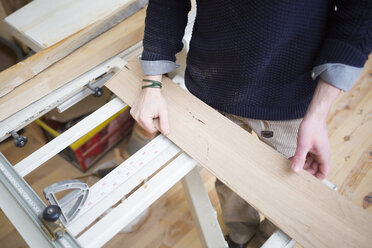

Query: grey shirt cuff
139;57;180;75
311;63;363;91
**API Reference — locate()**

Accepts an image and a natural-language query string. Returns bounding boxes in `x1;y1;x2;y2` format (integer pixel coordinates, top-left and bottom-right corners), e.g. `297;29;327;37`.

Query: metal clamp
39;205;66;240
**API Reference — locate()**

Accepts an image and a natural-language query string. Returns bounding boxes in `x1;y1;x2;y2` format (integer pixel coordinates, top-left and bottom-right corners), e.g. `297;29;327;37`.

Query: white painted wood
77;153;197;248
0;57;125;142
261;230;296;248
5;0;140;51
0;184;53;248
68;135;181;235
182;167;227;248
14;98;127;177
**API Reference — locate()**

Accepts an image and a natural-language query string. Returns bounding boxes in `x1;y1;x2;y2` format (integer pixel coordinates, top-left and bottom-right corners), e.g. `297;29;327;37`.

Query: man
130;0;372;247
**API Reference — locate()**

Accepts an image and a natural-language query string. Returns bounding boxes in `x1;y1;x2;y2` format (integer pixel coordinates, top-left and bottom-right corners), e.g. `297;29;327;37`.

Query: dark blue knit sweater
142;0;372;120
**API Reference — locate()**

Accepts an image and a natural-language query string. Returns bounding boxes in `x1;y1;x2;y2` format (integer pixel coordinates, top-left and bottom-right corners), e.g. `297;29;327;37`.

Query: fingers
130;106;157;134
309;147;330;180
291;144;309;173
306;160;318;175
315;171;326;180
140;116;158;134
303;156;317;175
299;153;329;179
303;155;313;169
315;156;330;180
132;106;170;135
159;107;170;135
129;90;169;135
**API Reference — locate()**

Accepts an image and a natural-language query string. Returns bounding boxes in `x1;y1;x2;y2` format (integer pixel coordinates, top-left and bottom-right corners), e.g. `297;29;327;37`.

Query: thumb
158;108;170;135
291;144;309;173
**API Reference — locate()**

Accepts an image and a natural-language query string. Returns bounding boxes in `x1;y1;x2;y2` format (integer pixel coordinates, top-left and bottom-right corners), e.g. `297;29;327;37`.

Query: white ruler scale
68;134;182;235
84;135;176;210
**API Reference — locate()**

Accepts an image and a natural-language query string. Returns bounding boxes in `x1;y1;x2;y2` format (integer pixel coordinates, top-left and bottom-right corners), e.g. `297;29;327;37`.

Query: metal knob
86;84;103;97
40;205;65;240
43;205;62;222
11;131;27;148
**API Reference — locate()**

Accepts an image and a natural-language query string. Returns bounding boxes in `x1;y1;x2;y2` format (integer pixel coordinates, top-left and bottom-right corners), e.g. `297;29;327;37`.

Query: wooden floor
0;57;371;247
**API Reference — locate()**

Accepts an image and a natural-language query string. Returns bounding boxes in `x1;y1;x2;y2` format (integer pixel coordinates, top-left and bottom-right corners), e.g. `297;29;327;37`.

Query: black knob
92;87;103;97
14;135;27;147
11;131;27;148
86;84;102;97
43;205;62;222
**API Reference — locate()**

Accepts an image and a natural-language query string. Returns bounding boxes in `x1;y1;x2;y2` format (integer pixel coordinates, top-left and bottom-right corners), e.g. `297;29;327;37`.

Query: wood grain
327;55;372;137
0;8;145;122
0;0;146;98
105;59;372;248
327;58;372;203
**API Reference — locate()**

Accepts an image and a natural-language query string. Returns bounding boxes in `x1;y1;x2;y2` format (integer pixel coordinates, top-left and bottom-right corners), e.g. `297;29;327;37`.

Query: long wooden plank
105;59;372;248
0;8;145;122
0;0;146;98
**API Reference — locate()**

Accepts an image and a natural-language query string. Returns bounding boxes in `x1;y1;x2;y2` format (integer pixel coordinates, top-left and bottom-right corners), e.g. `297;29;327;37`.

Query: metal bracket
44;180;89;225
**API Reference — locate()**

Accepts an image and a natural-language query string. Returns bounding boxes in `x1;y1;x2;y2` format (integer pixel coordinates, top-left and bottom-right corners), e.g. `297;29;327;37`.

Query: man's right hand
130;75;170;135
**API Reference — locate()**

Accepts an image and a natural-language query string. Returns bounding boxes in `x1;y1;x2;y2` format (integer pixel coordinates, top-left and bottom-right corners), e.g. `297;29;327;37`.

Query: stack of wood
0;0;147;121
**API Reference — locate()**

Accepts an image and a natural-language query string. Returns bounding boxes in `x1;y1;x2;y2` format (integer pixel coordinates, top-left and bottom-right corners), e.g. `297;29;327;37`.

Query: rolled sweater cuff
311;63;363;91
139;57;180;75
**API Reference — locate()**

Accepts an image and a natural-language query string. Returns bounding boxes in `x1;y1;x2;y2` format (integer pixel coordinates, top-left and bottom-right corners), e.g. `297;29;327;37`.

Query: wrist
143;75;162;86
142;86;162;96
305;104;329;122
305;79;340;121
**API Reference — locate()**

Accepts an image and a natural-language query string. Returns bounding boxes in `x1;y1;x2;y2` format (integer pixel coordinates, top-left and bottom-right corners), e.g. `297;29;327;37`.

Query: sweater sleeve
141;0;191;63
311;63;363;91
139;58;180;75
314;0;372;68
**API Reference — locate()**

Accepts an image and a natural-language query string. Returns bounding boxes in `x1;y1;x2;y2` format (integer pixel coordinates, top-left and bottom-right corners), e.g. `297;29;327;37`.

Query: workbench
0;0;371;247
0;1;228;247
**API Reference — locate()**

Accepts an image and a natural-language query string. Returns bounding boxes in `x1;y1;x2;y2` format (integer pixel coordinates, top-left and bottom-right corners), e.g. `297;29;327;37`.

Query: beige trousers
215;112;302;245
